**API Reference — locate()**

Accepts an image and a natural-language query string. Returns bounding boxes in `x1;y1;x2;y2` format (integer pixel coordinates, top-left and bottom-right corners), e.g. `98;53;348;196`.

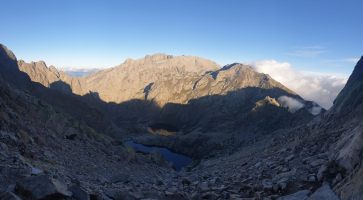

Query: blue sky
0;0;362;75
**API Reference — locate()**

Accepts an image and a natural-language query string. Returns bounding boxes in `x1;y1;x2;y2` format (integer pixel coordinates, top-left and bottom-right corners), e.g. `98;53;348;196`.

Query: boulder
277;190;310;200
307;184;339;200
104;189;137;200
262;179;273;190
307;174;316;182
317;164;327;181
69;185;90;200
15;175;72;200
0;192;22;200
201;192;218;200
164;191;186;200
199;182;209;192
335;126;363;171
284;154;295;163
110;173;130;184
30;167;43;176
0;142;9;154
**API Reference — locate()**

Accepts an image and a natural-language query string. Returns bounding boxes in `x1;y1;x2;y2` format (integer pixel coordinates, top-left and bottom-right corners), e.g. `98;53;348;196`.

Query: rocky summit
0;43;363;200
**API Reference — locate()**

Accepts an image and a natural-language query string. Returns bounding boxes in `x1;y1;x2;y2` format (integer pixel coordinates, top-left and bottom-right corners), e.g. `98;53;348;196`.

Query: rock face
18;60;83;94
325;56;363;200
277;190;310;200
308;184;339;200
333;56;363;114
0;44;30;89
16;175;72;199
0;192;22;200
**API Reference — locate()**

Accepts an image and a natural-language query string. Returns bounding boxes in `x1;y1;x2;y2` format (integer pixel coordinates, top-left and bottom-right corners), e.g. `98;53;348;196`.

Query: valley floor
1;115;346;200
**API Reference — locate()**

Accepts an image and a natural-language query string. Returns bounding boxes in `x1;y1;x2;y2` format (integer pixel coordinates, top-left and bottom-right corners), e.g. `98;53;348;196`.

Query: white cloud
287;46;326;58
323;57;360;64
253;60;348;109
277;96;304;113
341;58;360;63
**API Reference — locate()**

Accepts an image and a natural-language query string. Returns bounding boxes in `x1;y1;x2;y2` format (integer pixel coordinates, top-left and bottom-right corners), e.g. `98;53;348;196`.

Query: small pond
124;141;192;171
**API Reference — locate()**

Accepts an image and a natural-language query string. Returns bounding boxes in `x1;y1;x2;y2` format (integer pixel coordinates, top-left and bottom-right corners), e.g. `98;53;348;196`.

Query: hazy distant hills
63;68;99;77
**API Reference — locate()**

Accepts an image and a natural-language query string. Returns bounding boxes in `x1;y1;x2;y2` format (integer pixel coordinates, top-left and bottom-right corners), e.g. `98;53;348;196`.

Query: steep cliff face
0;44;30;89
18;60;85;94
325;56;363;199
1;44;115;138
333;56;363;115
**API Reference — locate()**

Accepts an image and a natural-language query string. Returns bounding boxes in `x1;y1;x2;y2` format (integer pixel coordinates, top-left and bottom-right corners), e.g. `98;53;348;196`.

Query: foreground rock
308;184;339;200
277;190;310;200
0;192;22;200
15;175;72;200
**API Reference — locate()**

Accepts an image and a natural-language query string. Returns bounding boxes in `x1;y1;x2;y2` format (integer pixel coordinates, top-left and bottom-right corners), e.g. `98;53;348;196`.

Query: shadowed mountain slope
323;56;363;199
333;56;363;115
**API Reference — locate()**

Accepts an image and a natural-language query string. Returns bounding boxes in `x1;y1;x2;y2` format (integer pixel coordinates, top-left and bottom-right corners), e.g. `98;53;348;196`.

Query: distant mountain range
62;67;100;77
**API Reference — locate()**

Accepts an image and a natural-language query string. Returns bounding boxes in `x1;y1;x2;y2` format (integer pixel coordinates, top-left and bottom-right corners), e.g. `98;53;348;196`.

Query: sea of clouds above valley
253;60;348;109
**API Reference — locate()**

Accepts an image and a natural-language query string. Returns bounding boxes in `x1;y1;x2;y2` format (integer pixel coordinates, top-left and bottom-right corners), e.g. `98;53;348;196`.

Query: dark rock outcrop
308;184;339;200
15;175;72;200
0;192;22;200
0;44;30;89
333;56;363;114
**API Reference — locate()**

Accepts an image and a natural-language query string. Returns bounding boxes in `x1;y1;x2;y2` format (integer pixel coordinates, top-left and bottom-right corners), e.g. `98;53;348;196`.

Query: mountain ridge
18;53;303;106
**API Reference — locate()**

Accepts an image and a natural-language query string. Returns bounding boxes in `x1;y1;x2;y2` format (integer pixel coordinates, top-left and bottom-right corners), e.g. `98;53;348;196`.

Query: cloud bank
253;60;347;109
